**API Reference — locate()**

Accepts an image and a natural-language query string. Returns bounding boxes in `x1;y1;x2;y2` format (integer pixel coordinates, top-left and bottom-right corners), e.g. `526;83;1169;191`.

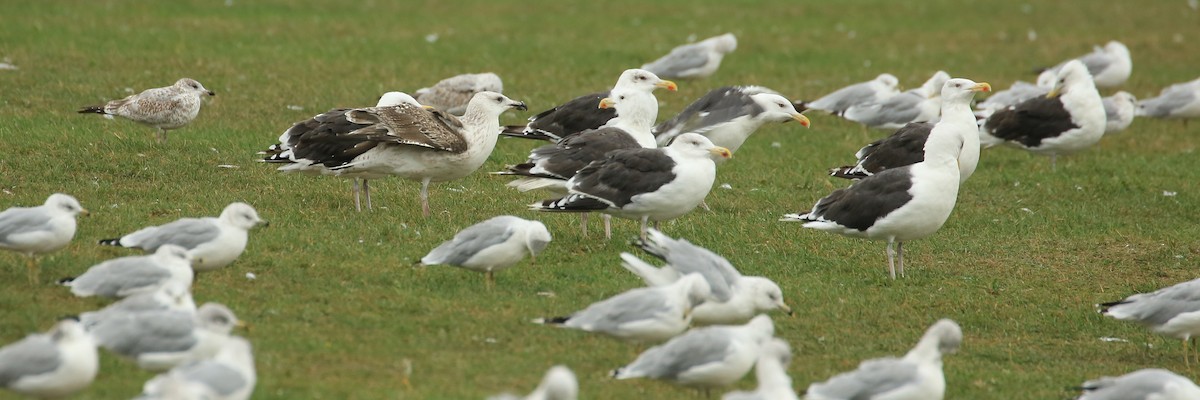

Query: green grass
1;0;1199;398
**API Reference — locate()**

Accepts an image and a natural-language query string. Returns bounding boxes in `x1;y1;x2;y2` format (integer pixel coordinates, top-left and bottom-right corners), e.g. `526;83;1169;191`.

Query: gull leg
1050;154;1058;172
364;179;373;211
640;216;649;242
897;241;905;278
603;214;612;240
580;214;589;238
353;179;362;212
486;270;495;289
1186;338;1190;367
886;241;896;280
156;128;167;144
26;257;39;285
420;177;432;217
699;200;711;212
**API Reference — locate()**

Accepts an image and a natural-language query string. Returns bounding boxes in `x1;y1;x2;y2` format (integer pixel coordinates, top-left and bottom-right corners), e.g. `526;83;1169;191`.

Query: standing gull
59;244;193;298
721;338;798;400
1136;77;1200;125
805;319;963;400
611;315;774;391
534;273;711;343
1103;91;1137;134
829;79;991;182
529;133;730;240
99;202;267;272
653;86;810;153
843;71;951;130
260;91;422;211
1073;368;1200;400
415;72;503;115
802;74;900;116
1099;277;1200;364
90;302;243;371
285;92;526;216
621;228;792;325
0;319;98;399
0;193;88;283
641;33;737;80
78;78;215;143
1036;40;1132;89
981;60;1106;170
487;365;578;400
138;336;256;400
419;216;551;286
785;79;989;279
502;69;675;141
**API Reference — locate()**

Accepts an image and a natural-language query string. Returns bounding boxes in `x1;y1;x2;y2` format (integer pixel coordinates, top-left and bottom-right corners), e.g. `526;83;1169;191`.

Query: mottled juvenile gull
415;72;503;116
653;86;810;153
641;33;737;80
805;319;962;400
611;315;774;390
1073;368;1200;400
137;336;256;400
90;302;243;371
534;273;711;343
99;202;267;272
786;79;989;279
0;193;88;283
1037;40;1132;89
1103;91;1137;134
419;216;551;286
1136;77;1200;125
502;69;675;141
0;319;98;399
843;71;950;130
487;365;578;400
1099;277;1200;364
78;78;215;143
721;338;797;400
60;244;193;298
802;74;900;116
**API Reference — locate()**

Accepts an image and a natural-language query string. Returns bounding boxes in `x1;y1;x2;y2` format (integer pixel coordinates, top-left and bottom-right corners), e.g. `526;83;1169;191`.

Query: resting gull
1099;277;1200;364
1037;40;1132;89
529;133;730;240
80;282;196;329
621;228;792;325
260;91;422;211
611;315;774;391
90;302;243;371
653;86;810;153
534;273;711;343
415;72;503;115
284;91;526;216
1073;368;1200;400
982;60;1106;170
486;365;578;400
0;318;98;399
0;193;88;283
1103;91;1137;134
785;79;989;279
641;33;737;80
137;336;256;400
843;71;951;130
59;244;193;298
974;74;1055;117
419;215;551;286
502;69;675;142
99;202;267;272
78;78;215;143
1136;77;1200;125
805;319;962;400
829;79;991;183
802;74;900;116
720;338;798;400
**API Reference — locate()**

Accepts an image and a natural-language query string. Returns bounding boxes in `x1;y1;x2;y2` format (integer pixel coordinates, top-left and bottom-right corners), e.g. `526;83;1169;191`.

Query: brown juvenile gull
415;72;503;116
78;78;215;143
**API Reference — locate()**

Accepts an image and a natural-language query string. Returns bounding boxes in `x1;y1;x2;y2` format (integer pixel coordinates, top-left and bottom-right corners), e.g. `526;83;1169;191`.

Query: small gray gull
502;69;675;141
59;244;193;298
99;202;267;272
1103;91;1137;134
137;336;256;400
0;193;88;283
1136;77;1200;125
261;91;422;211
621;228;792;325
653;86;810;153
787;80;988;279
415;72;503;115
419;215;551;286
0;319;98;399
90;302;243;371
641;33;737;80
802;74;900;116
529;133;730;240
974;74;1055;117
720;338;797;400
1037;40;1132;89
1099;277;1200;364
982;60;1106;170
805;319;962;400
830;79;990;183
78;78;215;143
533;273;711;343
843;71;951;130
487;365;578;400
283;92;526;216
610;315;774;391
80;282;196;329
1074;368;1200;400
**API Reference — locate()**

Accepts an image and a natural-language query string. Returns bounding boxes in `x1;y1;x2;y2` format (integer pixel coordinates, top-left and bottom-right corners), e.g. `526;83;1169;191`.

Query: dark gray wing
627;328;732;380
123;218;221;251
568;148;678;208
807;358;920;400
515;92;616;141
983;96;1079;148
91;310;197;357
502;127;642;180
807;167;915;231
177;361;247;396
0;207;51;243
835;122;934;177
422;217;518;266
0;335;60;385
654;86;767;144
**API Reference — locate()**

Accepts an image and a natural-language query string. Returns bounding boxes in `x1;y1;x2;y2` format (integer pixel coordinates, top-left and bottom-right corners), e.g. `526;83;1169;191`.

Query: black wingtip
828;166;869;180
792;101;809;113
1096;300;1125;314
541;316;570;325
57;277;75;285
98;238;120;246
58;315;80;322
78;105;105;114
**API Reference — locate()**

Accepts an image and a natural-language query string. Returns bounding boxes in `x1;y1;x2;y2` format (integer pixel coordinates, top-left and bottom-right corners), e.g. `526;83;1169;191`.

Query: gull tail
78;105;107;114
531;316;570;325
57;277;76;286
778;212;814;222
1096;300;1127;315
528;194;608;213
828;166;870;180
98;238;123;246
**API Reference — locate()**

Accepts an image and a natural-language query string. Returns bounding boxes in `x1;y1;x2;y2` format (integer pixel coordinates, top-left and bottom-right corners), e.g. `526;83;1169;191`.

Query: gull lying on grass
137;336;256;400
722;338;798;400
0;318;98;399
59;244;193;298
487;365;578;400
420;216;551;286
641;33;737;80
90;302;244;371
80;282;196;329
1073;368;1200;400
805;319;962;400
99;202;267;272
802;74;900;116
0;193;88;283
534;273;711;343
611;315;775;391
415;72;503;116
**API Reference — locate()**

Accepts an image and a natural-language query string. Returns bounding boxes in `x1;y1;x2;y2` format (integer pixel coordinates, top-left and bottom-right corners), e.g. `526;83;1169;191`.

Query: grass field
1;1;1199;399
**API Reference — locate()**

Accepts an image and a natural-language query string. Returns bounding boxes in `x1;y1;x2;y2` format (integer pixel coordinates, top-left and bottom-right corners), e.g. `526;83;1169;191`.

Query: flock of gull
2;30;1199;400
